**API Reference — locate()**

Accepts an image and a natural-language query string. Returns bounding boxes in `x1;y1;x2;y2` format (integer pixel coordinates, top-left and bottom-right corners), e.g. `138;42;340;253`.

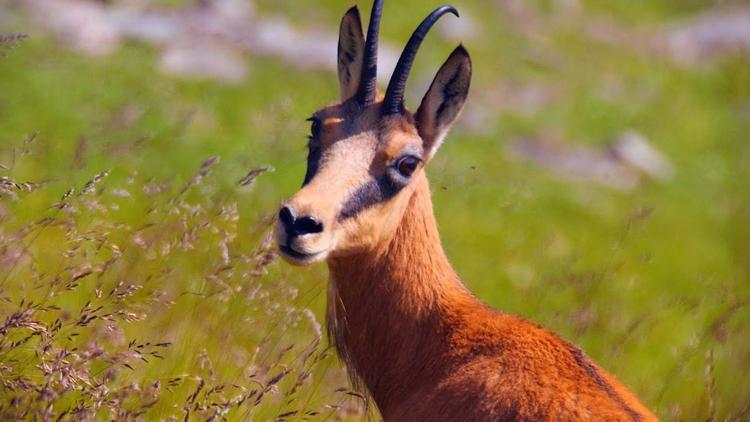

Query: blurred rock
496;82;558;116
553;0;580;15
509;132;674;191
609;131;674;182
12;0;398;83
584;16;658;55
509;137;640;191
250;17;338;70
438;10;480;41
26;0;121;56
495;0;544;37
510;2;750;66
160;43;248;82
459;81;558;136
667;8;750;64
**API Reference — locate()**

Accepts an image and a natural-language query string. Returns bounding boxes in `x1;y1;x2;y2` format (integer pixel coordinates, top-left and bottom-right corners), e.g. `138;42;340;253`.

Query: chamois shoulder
436;299;657;421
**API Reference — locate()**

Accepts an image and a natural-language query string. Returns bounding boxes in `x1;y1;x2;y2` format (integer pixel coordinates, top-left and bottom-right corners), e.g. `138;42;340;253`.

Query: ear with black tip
338;6;365;102
416;45;472;161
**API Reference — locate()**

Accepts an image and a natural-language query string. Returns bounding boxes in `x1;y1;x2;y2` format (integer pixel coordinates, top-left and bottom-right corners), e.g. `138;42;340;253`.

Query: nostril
294;216;324;235
279;206;295;228
279;208;322;237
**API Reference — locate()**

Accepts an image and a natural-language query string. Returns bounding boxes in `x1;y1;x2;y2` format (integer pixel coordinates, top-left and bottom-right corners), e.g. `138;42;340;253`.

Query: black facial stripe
303;143;321;187
338;175;404;221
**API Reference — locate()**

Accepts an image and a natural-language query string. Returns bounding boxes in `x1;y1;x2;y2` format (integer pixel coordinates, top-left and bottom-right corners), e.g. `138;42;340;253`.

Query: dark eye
395;156;421;178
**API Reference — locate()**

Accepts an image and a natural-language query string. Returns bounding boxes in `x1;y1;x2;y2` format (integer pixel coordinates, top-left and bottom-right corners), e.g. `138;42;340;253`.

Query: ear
416;45;472;161
338;6;365;102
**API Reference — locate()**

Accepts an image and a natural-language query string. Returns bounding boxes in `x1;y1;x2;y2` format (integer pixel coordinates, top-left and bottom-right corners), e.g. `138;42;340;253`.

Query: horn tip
441;5;460;18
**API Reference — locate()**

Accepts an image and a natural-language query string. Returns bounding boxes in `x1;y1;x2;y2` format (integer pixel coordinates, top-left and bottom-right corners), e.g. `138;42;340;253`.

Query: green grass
1;1;749;420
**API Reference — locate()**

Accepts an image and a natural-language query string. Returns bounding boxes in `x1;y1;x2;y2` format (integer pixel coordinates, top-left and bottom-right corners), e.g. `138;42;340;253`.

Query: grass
1;0;749;420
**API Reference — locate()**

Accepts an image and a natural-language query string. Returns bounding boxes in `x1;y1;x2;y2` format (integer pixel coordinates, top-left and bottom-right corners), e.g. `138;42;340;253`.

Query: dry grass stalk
1;139;354;420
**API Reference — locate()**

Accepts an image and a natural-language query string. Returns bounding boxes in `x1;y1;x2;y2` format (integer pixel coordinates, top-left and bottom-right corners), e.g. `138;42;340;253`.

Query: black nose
279;206;324;237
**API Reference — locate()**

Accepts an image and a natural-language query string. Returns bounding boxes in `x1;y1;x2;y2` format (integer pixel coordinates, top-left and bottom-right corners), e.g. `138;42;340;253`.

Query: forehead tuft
313;102;421;154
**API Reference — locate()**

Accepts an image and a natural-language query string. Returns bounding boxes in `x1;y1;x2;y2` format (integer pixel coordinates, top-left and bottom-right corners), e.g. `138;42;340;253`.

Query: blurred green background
0;0;748;420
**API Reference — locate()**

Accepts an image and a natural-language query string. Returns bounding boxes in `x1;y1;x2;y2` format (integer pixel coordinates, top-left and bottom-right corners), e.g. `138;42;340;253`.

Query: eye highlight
394;155;421;178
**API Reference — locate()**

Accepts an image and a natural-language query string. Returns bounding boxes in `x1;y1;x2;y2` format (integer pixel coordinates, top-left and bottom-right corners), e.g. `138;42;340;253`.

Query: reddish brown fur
278;3;658;419
327;173;658;421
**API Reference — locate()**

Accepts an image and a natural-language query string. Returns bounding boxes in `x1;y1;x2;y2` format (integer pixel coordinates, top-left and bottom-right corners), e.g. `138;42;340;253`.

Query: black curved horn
383;5;459;115
356;0;385;106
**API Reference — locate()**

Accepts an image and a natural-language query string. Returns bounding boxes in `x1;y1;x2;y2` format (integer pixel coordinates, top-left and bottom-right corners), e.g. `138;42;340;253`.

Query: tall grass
0;138;362;420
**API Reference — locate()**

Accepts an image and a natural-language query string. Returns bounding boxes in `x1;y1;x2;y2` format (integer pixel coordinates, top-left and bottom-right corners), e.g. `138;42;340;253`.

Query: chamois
275;1;658;420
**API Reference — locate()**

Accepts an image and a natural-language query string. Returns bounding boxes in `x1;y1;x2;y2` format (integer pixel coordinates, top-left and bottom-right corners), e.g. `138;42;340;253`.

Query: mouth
279;245;327;264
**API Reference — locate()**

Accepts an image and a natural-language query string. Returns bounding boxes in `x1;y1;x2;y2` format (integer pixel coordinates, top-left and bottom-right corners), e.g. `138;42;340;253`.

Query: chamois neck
327;173;468;412
329;173;461;315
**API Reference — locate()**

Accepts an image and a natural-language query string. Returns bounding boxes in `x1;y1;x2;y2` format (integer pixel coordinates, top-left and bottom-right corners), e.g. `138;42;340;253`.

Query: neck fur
327;173;469;412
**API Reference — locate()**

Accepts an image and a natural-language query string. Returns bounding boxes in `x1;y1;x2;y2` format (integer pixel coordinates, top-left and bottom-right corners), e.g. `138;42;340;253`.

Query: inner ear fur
338;7;365;102
416;45;472;160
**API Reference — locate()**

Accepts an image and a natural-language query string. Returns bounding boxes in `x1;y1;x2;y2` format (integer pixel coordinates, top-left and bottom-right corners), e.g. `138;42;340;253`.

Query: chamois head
277;0;472;265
